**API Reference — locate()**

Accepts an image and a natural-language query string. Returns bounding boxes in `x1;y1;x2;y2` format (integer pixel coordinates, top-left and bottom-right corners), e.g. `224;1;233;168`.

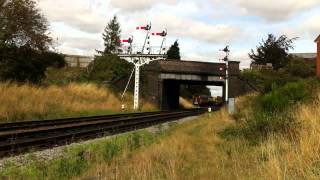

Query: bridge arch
142;60;248;110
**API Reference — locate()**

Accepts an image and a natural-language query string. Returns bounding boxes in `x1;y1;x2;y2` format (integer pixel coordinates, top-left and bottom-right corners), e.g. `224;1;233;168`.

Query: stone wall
64;55;94;68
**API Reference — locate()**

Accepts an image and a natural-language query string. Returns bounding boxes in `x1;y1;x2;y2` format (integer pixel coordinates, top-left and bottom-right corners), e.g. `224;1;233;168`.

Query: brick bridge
142;60;249;110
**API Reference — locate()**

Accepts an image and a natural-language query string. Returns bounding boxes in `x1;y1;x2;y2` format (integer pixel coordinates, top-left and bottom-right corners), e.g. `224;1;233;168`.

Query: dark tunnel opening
161;79;225;110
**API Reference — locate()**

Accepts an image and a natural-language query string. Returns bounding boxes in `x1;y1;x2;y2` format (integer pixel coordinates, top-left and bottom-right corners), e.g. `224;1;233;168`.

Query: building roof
315;34;320;42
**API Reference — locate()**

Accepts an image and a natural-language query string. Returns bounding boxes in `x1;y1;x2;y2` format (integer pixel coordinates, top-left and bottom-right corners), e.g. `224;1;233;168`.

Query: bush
222;81;307;143
0;45;65;84
41;51;66;68
258;81;306;112
0;45;47;83
88;54;133;83
284;58;315;78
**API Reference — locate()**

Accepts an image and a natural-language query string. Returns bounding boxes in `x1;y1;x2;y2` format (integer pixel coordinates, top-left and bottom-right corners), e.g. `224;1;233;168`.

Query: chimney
315;35;320;77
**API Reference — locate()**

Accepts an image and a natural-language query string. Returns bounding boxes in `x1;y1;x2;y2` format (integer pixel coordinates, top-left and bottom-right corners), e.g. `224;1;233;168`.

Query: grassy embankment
79;86;320;179
1;82;320;179
0;82;155;123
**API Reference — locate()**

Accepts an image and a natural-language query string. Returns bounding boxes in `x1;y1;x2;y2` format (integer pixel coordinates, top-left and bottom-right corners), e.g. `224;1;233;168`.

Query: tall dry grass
79;94;320;180
257;93;320;179
0;82;154;122
179;97;195;109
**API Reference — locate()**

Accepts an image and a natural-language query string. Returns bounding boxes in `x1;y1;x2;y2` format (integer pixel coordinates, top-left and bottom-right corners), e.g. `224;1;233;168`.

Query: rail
0;109;208;158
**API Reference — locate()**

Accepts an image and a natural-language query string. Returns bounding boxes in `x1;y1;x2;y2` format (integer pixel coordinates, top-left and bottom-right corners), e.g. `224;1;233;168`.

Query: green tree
0;45;46;83
249;34;297;70
88;55;133;83
180;85;211;99
102;15;121;55
167;40;181;60
0;0;7;47
1;0;51;50
0;0;64;83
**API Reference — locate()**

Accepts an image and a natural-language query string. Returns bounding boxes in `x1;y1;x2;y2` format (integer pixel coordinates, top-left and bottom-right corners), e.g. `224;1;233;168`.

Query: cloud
110;0;177;12
216;0;320;21
38;0;111;33
57;37;101;55
301;14;320;39
281;13;320;40
151;13;242;44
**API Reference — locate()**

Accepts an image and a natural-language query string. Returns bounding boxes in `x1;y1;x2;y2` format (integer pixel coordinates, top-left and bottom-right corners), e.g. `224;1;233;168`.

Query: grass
179;97;195;109
76;93;320;179
1;94;320;179
0;130;158;180
0;82;155;123
43;67;88;85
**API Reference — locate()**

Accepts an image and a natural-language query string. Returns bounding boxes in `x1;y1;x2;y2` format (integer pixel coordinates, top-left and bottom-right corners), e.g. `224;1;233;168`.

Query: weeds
0;130;157;179
0;82;155;123
222;80;307;143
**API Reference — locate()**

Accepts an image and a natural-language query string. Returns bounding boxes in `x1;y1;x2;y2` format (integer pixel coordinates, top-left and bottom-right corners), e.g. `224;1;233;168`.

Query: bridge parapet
144;60;240;76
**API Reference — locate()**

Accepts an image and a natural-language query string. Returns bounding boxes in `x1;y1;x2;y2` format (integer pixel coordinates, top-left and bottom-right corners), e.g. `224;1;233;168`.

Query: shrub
88;54;133;83
222;81;307;143
258;81;306;112
284;57;315;78
41;51;66;68
0;45;65;84
0;45;47;83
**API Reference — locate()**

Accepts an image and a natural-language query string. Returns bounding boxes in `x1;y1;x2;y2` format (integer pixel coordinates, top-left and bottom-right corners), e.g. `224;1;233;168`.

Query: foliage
0;0;51;50
101;15;121;55
0;0;59;83
0;45;46;83
167;40;181;60
0;0;6;46
223;80;308;143
180;85;211;99
241;57;315;93
249;34;297;70
0;130;156;179
258;81;306;112
88;54;133;83
43;67;88;85
284;57;315;78
41;51;66;68
0;45;65;83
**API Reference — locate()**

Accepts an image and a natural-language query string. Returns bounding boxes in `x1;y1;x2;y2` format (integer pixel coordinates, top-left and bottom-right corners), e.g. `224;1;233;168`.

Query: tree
0;0;63;83
0;0;51;50
0;45;47;83
88;55;133;82
249;34;297;70
0;0;8;47
167;40;181;60
101;15;121;54
180;85;211;99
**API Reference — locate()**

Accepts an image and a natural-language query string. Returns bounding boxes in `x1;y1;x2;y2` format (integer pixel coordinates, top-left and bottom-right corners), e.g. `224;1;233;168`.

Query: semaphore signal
151;29;167;54
220;45;230;103
117;22;168;110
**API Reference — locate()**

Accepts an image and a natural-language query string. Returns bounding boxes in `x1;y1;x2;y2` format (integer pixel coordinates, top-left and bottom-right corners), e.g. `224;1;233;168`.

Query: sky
37;0;320;69
36;0;320;96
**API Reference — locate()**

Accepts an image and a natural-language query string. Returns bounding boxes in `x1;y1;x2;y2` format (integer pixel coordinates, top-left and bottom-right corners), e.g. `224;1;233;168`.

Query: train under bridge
142;60;250;110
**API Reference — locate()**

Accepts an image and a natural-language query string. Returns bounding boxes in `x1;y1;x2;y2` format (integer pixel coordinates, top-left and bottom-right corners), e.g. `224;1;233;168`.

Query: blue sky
38;0;320;69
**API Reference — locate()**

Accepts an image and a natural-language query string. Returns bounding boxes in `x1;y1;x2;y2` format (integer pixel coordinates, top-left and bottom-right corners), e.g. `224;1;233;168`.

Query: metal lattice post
133;64;140;110
225;60;229;103
118;23;167;110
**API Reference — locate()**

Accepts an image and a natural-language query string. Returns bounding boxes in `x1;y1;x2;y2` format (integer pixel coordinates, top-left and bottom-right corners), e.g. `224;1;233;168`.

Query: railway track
0;109;206;158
